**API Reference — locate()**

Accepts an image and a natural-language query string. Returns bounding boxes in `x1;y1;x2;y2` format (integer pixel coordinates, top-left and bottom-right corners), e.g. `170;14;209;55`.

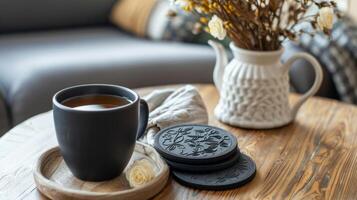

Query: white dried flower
126;159;155;188
317;7;334;30
208;15;226;40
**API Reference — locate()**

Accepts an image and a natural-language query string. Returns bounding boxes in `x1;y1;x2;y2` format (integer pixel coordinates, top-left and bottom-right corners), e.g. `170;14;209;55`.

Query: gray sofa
0;0;339;136
0;28;215;129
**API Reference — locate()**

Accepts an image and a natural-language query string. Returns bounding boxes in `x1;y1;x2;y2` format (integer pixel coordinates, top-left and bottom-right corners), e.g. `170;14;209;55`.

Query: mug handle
284;52;323;119
137;99;149;139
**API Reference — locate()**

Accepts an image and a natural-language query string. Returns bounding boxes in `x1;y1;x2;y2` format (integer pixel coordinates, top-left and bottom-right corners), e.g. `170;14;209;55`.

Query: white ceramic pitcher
209;41;323;129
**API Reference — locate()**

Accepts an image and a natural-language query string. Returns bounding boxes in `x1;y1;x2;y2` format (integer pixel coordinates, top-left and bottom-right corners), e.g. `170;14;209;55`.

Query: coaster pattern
154;124;237;164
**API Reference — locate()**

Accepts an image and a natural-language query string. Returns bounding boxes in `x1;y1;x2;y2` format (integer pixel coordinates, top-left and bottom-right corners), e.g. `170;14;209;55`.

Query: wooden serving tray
33;142;169;200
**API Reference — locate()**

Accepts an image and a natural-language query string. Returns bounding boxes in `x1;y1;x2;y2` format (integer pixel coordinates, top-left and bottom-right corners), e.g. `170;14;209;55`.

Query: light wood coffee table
1;84;357;200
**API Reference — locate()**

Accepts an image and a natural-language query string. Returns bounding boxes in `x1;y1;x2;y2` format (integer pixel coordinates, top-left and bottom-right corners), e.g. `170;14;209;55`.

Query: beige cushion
110;0;158;37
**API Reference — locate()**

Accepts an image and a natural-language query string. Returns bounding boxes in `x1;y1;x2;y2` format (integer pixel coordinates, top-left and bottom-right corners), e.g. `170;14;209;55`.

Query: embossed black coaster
165;149;240;173
171;154;256;190
154;124;238;164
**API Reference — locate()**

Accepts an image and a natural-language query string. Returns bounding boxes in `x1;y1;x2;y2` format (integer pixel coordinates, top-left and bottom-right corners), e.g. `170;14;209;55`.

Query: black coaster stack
154;124;256;190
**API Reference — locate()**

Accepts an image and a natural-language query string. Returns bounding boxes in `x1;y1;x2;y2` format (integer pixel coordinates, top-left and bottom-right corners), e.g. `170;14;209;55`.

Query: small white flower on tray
126;159;155;188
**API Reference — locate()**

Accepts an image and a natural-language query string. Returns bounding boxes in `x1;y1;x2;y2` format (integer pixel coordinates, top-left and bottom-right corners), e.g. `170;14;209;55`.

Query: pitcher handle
284;53;323;119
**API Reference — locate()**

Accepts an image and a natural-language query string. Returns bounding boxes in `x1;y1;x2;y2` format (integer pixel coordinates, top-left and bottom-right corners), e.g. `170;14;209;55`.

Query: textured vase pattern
215;61;292;128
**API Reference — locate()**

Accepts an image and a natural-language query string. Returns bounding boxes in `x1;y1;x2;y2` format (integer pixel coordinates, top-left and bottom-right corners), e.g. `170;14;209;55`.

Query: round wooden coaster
34;142;169;200
154;124;237;164
165;149;240;173
172;154;256;190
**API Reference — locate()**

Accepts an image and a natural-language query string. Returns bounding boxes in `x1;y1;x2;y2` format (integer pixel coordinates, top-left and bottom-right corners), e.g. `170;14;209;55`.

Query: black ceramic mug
53;84;149;181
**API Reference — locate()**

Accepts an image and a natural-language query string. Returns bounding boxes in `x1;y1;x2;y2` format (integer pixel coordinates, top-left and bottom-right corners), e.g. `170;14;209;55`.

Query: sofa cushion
0;0;116;33
0;27;215;125
111;0;199;42
297;16;357;104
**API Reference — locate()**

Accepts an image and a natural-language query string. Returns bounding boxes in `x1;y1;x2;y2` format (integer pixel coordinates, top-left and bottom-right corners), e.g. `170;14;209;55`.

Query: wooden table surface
1;84;357;200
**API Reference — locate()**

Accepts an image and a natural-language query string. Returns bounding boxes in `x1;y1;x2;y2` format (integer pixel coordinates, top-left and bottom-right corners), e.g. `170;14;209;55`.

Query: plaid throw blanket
298;17;357;104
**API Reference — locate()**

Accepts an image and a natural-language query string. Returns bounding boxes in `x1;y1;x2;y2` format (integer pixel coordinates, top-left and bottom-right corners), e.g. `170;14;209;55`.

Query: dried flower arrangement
172;0;340;51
